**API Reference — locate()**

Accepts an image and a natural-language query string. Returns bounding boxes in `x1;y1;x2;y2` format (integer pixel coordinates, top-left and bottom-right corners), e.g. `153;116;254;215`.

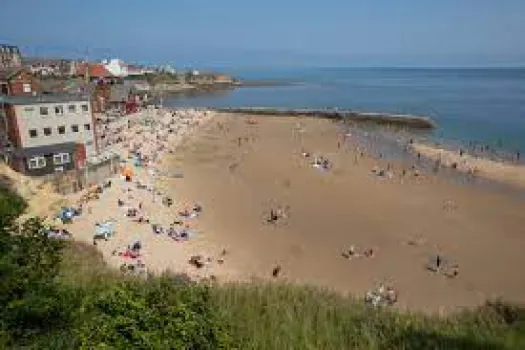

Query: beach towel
94;221;115;239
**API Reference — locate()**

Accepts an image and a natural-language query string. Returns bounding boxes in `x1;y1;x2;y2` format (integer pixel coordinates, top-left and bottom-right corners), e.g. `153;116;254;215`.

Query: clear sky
1;0;524;68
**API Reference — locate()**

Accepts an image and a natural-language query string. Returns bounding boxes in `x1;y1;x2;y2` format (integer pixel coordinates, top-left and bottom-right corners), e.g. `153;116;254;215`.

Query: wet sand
168;112;525;314
412;142;525;190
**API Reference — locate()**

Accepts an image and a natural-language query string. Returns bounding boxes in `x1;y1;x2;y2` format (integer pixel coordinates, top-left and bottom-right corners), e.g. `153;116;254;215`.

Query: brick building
0;68;41;96
0;94;98;176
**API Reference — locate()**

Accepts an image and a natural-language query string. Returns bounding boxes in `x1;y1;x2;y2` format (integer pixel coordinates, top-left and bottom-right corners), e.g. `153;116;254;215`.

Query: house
127;64;155;77
0;94;98;176
213;74;234;84
23;58;75;77
158;64;176;75
108;85;139;114
0;68;41;96
75;62;115;82
103;59;128;78
0;44;22;69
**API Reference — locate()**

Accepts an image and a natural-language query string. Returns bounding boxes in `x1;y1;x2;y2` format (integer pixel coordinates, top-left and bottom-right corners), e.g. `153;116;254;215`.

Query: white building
103;58;128;78
158;64;176;74
2;95;98;175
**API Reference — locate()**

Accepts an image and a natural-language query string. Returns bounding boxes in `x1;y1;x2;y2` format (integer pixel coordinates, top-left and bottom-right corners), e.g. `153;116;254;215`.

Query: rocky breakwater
215;107;436;130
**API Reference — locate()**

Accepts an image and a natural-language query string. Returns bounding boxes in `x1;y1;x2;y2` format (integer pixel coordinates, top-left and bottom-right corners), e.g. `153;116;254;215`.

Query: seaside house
103;59;129;78
0;68;41;96
213;74;234;84
127;64;154;77
108;85;140;114
158;64;176;75
0;44;22;69
24;58;74;77
75;62;116;83
0;94;98;176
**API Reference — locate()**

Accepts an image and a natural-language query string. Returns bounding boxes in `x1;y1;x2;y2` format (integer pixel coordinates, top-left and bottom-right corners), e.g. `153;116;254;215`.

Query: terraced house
0;94;98;175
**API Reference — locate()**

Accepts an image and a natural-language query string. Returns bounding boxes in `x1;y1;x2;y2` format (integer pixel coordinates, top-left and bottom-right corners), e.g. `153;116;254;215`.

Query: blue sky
1;0;524;68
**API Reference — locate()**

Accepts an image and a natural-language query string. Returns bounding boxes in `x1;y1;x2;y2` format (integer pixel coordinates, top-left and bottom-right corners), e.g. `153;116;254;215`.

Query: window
43;127;52;136
53;153;70;165
28;156;46;169
81;104;89;112
57;125;65;134
23;107;34;117
40;107;48;116
29;129;38;138
71;124;79;132
54;105;64;116
84;123;91;131
23;83;31;93
68;104;76;113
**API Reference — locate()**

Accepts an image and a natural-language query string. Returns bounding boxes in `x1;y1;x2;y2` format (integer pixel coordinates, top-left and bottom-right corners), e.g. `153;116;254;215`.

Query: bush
0;187;230;348
76;278;230;349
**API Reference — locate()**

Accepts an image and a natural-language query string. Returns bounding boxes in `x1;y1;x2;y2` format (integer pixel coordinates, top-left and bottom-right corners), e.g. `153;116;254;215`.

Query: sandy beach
165;112;525;313
55;108;525;315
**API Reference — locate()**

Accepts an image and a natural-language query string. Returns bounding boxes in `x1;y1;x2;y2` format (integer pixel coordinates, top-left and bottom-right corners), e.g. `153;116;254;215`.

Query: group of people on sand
301;149;332;171
65;108;216;276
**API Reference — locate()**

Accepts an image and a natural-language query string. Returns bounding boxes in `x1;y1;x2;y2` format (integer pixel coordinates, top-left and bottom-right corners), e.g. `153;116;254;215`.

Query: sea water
165;67;525;155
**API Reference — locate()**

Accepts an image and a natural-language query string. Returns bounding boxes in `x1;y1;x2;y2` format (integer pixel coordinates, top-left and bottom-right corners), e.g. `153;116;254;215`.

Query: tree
0;188;67;344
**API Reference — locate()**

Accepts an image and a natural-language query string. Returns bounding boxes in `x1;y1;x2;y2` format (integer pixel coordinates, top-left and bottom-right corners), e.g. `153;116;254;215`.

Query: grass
56;241;525;349
3;184;525;349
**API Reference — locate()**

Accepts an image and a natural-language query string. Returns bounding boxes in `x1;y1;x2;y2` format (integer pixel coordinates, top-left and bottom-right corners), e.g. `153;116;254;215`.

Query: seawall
214;107;436;129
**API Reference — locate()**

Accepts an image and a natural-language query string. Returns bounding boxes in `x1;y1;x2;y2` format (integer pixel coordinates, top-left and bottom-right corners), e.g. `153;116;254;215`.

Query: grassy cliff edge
1;186;525;349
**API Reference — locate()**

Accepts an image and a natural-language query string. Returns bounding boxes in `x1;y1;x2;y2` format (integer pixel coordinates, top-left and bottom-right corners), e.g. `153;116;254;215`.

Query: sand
28;108;525;315
66;108;240;283
166;113;525;314
0;163;69;222
412;142;525;190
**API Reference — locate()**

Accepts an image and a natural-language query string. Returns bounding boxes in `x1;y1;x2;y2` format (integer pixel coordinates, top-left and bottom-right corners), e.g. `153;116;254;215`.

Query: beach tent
56;207;78;223
94;221;115;240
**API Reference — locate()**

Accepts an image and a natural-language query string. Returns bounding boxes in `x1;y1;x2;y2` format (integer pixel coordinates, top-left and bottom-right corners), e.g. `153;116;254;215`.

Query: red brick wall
5;105;21;148
76;143;87;169
7;71;40;96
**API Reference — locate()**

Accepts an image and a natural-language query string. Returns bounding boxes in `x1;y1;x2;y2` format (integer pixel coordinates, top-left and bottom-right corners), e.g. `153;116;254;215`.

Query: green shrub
76;278;231;349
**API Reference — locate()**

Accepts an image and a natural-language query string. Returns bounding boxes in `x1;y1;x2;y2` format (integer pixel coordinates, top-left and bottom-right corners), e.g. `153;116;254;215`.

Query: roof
38;78;67;93
0;94;90;105
62;79;97;95
109;85;132;102
13;142;78;158
76;63;113;78
23;57;73;66
0;67;24;81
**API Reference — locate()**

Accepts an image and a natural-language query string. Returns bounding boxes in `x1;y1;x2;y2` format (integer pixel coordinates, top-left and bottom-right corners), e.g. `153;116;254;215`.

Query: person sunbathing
267;209;279;223
179;208;191;217
364;248;375;258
